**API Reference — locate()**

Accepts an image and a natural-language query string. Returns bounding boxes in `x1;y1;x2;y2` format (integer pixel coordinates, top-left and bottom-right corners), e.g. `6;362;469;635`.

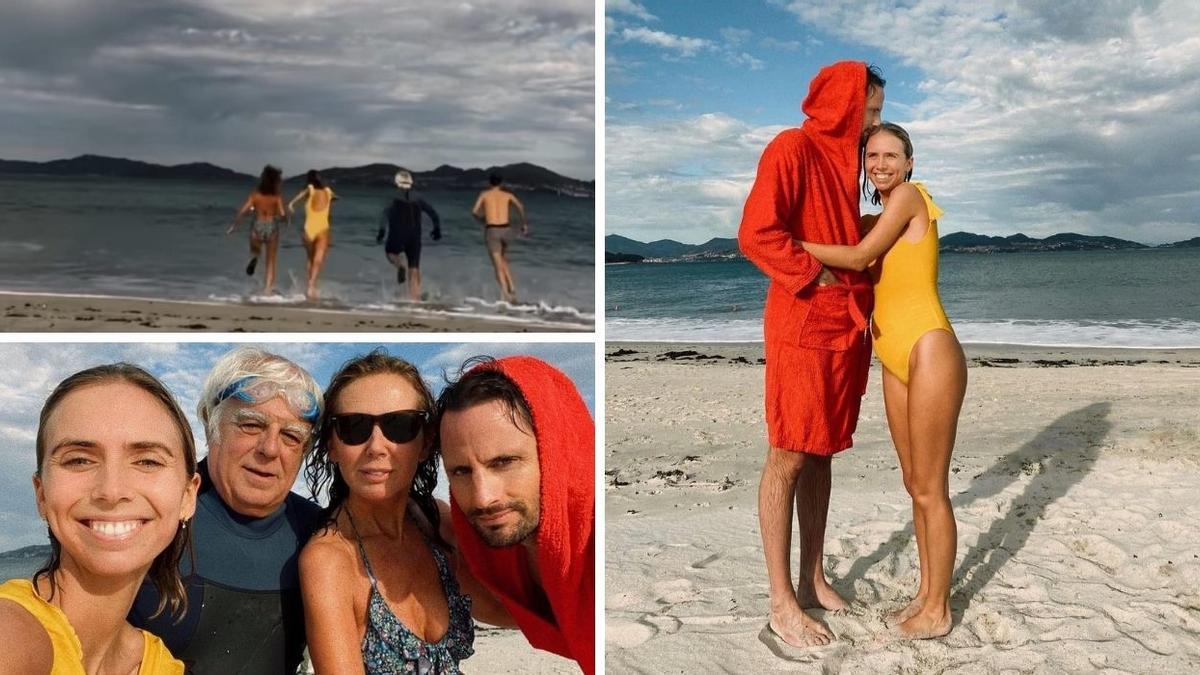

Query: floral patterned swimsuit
347;511;475;674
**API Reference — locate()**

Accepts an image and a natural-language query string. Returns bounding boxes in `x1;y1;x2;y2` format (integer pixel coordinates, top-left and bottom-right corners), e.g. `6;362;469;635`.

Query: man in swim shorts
472;172;528;304
377;169;442;302
129;347;323;674
737;61;885;648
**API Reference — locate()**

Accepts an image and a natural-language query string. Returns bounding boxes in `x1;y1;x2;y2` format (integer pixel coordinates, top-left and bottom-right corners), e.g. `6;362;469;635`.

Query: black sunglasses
328;410;429;445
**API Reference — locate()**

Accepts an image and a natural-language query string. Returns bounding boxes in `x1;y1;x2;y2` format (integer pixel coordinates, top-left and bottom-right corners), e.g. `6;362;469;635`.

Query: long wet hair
256;164;283;195
305;169;324;189
305;349;442;542
34;364;197;621
861;121;914;206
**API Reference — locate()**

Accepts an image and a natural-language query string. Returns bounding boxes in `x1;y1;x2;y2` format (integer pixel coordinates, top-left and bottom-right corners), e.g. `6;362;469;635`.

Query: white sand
605;343;1200;673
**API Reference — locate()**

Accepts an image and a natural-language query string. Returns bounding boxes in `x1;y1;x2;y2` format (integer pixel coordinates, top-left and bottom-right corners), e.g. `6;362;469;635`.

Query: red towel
450;356;595;673
737;60;874;454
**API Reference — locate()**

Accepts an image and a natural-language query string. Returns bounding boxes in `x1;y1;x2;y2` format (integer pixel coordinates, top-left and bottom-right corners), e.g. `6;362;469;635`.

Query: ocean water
607;249;1200;347
0;176;594;327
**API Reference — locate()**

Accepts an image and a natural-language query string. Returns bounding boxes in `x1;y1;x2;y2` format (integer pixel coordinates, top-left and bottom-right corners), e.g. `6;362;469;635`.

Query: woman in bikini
299;351;511;674
288;170;337;300
798;122;967;640
0;364;199;673
229;164;287;295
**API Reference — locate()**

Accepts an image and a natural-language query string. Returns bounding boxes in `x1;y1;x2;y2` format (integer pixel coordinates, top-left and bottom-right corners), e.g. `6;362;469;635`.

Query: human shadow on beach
841;402;1110;617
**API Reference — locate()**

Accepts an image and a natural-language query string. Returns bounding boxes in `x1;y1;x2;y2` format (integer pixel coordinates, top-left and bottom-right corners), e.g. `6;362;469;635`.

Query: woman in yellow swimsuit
288;170;337;300
0;364;200;673
799;122;967;640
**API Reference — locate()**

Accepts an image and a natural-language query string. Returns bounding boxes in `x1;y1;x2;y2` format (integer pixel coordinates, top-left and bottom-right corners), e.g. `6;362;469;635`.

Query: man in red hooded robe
438;356;595;673
738;61;885;647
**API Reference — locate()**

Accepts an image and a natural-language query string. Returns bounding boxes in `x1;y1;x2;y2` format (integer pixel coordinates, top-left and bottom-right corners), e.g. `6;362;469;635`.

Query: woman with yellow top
0;364;200;673
798;122;966;640
288;169;338;300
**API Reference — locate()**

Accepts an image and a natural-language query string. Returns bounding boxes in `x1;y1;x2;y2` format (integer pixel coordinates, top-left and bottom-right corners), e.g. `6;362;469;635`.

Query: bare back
473;187;520;226
248;191;285;220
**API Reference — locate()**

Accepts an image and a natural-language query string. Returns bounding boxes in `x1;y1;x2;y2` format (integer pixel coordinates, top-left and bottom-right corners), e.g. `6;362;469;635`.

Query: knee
909;480;950;511
765;448;806;479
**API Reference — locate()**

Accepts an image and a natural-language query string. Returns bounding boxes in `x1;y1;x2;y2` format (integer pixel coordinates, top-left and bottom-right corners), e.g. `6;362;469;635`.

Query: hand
288;205;295;214
431;227;442;241
816;266;840;286
521;223;529;237
376;228;385;244
226;222;238;235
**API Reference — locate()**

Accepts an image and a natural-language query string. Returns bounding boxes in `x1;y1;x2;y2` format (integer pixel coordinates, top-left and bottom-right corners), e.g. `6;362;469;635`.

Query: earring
180;519;189;531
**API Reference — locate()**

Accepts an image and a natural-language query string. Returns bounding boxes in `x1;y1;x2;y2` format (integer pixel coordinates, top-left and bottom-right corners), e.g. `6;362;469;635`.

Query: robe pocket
797;286;858;351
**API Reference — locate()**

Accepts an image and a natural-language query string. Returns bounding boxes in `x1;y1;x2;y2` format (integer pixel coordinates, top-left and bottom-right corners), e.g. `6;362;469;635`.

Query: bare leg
759;447;833;647
896;330;966;640
500;240;517;300
263;231;280;294
881;368;928;625
409;267;422;302
487;249;511;303
306;234;329;300
794;455;848;611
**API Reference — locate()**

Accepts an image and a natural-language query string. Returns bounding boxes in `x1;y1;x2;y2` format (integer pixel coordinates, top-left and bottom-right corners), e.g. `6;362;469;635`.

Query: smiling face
865;130;913;195
328;373;428;503
34;382;198;581
207;395;311;518
440;399;541;548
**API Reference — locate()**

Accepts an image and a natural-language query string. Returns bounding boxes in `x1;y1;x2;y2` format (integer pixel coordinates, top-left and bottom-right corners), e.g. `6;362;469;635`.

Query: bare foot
886;596;925;626
306;284;318;301
895;609;951;640
767;604;833;648
796;579;849;612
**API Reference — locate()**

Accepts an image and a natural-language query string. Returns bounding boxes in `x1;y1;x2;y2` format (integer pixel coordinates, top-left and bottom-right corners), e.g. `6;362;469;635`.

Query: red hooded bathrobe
737;60;874;455
449;356;595;674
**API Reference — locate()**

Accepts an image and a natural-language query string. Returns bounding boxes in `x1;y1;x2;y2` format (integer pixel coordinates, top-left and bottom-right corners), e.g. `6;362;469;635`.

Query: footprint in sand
653;579;700;605
605;620;655;648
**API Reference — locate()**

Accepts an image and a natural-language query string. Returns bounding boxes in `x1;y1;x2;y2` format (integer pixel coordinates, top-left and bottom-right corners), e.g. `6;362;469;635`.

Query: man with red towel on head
437;356;595;674
738;61;885;648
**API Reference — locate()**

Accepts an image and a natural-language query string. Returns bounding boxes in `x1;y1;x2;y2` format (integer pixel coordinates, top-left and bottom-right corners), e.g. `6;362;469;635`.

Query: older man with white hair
130;346;323;675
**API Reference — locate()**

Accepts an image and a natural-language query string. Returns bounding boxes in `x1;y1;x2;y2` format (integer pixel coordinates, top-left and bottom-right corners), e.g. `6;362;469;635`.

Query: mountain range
0;154;593;196
606;232;1200;262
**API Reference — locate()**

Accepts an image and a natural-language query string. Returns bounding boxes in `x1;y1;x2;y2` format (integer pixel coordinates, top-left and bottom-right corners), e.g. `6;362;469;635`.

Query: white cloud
606;0;658;22
608;0;1200;244
619;27;713;57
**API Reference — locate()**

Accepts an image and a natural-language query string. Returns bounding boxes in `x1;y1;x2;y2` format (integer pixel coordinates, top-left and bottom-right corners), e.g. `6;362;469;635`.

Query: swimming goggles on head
214;376;320;424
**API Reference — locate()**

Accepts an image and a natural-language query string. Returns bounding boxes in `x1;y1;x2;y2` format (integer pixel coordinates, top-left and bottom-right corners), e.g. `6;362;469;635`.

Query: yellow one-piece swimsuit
303;186;332;240
870;182;954;385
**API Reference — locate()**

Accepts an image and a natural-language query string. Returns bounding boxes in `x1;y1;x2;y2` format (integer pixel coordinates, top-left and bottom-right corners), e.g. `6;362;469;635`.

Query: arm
276;196;288;226
419;199;442;240
0;600;54;675
377;207;389;243
471;193;486;223
510;193;528;235
299;539;368;675
736;132;824;294
798;182;923;271
435;501;517;628
228;194;254;233
286;187;308;214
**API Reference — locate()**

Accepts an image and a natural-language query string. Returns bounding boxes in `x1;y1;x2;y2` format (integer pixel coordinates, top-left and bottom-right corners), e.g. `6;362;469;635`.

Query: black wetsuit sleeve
419;199;441;229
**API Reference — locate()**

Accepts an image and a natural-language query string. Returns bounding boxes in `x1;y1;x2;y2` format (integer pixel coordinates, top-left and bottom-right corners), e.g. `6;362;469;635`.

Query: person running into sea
471;173;528;304
229;165;287;295
287;170;337;301
377;170;441;302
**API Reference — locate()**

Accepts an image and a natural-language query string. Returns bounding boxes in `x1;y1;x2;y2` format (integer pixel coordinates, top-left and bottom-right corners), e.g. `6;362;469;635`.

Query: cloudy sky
0;0;594;179
607;0;1200;245
0;342;594;552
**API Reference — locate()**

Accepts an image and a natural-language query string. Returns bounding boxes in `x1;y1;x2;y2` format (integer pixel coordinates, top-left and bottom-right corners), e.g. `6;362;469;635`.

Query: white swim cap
394;169;413;189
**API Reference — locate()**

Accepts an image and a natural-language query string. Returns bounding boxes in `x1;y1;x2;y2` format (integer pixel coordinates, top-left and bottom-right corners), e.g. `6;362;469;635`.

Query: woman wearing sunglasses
299;350;511;674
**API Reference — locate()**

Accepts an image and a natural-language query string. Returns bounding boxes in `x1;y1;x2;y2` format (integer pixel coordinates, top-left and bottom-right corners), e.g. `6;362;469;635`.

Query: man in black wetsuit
378;169;442;302
130;347;324;675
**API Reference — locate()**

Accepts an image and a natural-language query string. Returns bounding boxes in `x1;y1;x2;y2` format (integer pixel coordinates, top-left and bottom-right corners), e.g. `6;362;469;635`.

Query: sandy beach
0;292;587;333
605;342;1200;673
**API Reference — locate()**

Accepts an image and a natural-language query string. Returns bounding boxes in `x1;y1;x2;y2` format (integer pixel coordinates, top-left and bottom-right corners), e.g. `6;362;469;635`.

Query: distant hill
307;161;593;196
607;231;1172;262
606;252;645;263
0;544;50;561
940;231;1148;252
0;155;593;196
605;235;739;260
0;154;252;181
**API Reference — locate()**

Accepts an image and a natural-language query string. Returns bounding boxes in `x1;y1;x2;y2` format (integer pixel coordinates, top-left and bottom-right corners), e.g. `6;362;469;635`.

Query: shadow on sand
841;401;1112;617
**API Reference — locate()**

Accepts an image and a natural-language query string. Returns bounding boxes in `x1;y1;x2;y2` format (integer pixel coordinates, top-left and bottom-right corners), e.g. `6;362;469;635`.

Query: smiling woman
0;364;199;674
